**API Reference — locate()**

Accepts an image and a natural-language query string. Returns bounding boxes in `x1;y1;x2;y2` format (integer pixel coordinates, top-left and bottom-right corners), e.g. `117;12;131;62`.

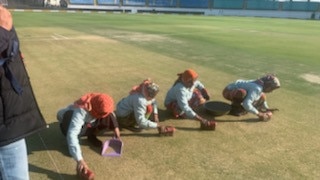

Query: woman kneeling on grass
164;69;216;129
222;73;280;120
57;93;120;180
116;78;175;136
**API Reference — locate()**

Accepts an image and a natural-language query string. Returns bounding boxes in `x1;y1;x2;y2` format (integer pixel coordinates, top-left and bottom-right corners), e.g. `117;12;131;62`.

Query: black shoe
87;135;102;147
229;108;247;116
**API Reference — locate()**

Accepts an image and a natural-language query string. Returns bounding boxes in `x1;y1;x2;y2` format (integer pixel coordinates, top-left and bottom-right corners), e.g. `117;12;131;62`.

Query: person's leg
223;88;247;116
222;87;231;101
56;107;69;123
229;103;247;116
82;115;116;147
223;87;246;102
188;89;206;110
85;127;102;147
165;101;184;118
58;110;74;136
117;114;135;127
117;113;142;132
0;139;29;180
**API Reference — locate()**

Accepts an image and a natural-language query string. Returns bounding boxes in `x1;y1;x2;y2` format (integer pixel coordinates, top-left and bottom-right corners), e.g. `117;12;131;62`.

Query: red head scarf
74;93;114;119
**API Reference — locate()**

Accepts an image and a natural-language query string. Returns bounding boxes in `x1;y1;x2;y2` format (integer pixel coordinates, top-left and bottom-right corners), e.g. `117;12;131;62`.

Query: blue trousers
0;139;29;180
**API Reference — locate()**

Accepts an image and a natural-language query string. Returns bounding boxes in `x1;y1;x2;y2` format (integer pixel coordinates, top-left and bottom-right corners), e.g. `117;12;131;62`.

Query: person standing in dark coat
0;5;47;180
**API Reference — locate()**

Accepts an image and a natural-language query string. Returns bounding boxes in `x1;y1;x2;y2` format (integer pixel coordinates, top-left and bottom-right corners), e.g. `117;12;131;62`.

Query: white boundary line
52;33;69;40
37;132;64;180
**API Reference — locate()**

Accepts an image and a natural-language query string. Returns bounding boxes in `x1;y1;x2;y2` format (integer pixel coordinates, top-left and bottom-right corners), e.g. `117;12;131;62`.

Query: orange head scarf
177;69;198;83
74;93;114;119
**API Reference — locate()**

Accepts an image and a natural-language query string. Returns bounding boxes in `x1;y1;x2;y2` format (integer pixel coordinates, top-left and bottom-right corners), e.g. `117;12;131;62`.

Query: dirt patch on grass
301;73;320;84
111;32;181;43
76;35;117;43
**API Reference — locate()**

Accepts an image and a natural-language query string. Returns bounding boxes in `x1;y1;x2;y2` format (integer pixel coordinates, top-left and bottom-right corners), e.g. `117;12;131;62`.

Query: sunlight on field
11;12;320;180
301;73;320;84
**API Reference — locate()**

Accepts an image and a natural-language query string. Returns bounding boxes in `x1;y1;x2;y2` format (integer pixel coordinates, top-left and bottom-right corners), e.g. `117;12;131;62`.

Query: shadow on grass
157;108;173;122
82;138;103;156
27;122;70;157
29;163;78;180
174;126;203;131
120;132;160;137
213;112;273;123
27;121;108;158
214;118;262;123
27;122;84;179
198;107;264;123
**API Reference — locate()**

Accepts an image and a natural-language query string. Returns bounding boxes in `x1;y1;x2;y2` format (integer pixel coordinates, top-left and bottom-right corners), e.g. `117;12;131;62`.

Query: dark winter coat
0;26;47;147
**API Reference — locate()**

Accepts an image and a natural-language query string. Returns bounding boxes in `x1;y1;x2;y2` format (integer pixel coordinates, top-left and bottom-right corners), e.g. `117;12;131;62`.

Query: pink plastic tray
101;139;123;157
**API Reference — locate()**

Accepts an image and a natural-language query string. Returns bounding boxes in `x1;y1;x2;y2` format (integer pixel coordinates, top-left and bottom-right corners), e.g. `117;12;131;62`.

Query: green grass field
11;11;320;179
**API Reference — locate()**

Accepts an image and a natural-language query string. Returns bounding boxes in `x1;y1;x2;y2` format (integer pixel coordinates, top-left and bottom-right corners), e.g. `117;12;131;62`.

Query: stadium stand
148;0;177;7
246;0;280;10
97;0;120;5
5;0;320;20
282;1;319;11
213;0;244;9
70;0;94;5
123;0;145;6
179;0;209;8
